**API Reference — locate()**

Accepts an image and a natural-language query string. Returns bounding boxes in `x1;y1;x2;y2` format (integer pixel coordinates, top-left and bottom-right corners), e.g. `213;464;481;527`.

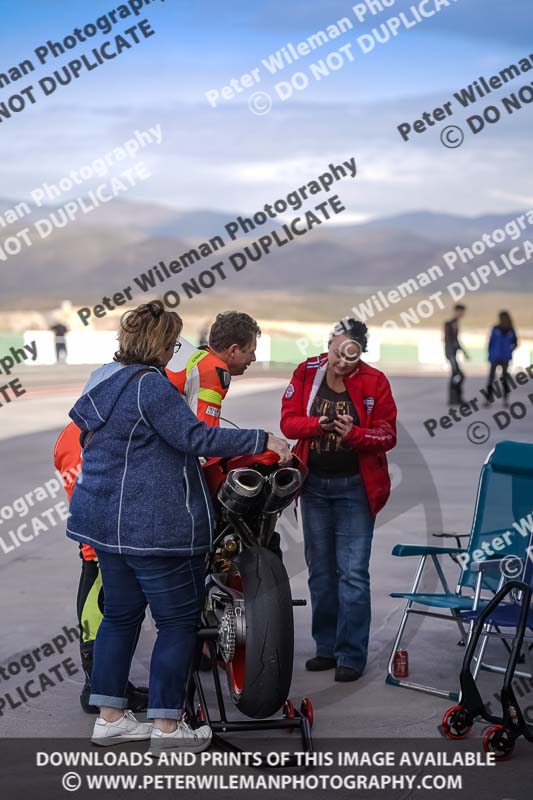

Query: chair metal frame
386;441;533;700
466;547;533;687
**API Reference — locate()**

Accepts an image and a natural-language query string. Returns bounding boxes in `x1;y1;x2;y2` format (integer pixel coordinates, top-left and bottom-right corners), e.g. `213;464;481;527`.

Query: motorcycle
197;448;308;720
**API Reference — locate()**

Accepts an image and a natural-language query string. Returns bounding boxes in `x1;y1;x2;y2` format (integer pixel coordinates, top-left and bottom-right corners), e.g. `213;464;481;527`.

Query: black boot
80;642;148;713
125;682;149;713
80;643;99;714
80;679;100;714
81;681;148;714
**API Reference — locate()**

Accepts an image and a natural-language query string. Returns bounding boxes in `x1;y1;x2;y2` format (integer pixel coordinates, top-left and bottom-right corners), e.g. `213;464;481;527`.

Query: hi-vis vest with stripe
166;348;231;427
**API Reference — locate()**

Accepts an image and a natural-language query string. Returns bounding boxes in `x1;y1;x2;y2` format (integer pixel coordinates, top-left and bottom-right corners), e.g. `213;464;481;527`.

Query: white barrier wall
64;331;119;365
23;331;273;367
255;334;271;363
21;328;532;369
24;330;119;365
24;331;57;365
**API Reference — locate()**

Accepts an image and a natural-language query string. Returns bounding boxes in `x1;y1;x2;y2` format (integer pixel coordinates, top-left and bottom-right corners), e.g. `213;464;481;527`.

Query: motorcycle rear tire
226;546;294;719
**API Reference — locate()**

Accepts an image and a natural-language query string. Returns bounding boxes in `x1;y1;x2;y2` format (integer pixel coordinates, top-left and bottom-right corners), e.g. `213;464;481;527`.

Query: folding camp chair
386;440;533;699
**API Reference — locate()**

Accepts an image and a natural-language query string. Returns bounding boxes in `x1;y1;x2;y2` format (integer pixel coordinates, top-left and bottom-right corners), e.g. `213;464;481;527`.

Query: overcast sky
1;0;531;220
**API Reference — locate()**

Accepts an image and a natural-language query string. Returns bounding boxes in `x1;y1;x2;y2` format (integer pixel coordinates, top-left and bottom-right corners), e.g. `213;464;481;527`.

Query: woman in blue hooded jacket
66;301;290;751
485;311;518;406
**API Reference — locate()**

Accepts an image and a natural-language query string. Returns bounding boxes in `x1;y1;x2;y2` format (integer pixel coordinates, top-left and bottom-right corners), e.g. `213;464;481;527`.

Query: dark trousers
486;359;511;400
76;557;104;680
446;352;464;404
90;550;205;720
300;473;375;672
77;556;142;691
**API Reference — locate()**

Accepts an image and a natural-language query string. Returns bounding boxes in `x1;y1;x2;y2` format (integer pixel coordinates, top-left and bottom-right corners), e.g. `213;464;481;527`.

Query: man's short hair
454;303;466;311
209;311;261;351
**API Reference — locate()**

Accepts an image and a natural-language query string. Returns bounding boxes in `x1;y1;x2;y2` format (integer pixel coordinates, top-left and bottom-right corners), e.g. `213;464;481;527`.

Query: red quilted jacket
280;354;397;516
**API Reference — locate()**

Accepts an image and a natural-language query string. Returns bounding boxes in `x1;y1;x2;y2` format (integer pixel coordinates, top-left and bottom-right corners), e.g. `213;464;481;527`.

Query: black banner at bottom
1;737;530;800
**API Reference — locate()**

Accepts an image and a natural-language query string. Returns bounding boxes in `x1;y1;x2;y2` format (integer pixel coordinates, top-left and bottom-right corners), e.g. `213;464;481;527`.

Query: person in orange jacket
55;310;262;713
166;311;260;426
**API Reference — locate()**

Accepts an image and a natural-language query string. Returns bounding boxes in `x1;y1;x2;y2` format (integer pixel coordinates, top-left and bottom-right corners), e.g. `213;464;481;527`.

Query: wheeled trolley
441;580;533;761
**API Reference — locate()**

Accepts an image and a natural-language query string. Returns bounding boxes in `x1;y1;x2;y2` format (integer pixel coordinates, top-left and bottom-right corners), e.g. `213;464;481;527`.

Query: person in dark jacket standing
444;304;469;405
280;319;397;682
67;301;290;751
485;311;518;406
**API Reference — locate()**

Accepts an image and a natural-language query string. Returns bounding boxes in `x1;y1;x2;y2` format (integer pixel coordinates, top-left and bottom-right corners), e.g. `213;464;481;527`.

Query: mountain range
0;195;530;309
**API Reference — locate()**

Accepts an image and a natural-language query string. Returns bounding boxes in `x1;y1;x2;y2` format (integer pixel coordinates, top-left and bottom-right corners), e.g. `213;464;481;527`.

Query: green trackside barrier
0;333;24;355
270;336;307;365
379;343;419;364
270;339;420;366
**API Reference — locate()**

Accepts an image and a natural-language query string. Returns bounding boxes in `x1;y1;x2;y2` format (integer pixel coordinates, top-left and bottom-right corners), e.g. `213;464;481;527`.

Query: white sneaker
150;720;212;753
91;710;152;746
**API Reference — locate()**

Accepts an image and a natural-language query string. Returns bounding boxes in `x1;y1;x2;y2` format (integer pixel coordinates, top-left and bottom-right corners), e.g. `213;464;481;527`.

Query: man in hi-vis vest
167;311;260;425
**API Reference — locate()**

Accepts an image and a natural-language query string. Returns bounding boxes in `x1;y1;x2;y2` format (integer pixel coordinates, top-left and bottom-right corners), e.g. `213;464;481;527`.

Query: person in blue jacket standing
485;311;518;406
66;301;290;751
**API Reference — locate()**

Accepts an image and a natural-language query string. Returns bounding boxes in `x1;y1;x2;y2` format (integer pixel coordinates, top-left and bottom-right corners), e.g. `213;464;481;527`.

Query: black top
444;318;462;356
51;324;68;337
308;378;360;477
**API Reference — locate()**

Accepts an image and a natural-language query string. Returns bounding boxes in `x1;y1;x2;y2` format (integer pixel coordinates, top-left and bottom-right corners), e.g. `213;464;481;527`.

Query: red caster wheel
196;703;206;723
441;705;473;739
301;697;314;728
483;725;515;761
283;699;296;718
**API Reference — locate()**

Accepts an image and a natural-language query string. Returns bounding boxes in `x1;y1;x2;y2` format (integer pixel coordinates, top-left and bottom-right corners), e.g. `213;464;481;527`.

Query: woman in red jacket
280;319;397;682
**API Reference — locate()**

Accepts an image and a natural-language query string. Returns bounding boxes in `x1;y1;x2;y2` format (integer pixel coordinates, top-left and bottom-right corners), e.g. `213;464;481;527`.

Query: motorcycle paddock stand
182;627;314;769
441;580;533;761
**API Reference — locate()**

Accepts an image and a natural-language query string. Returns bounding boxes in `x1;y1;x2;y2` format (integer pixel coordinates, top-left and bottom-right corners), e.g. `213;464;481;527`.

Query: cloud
4;82;531;222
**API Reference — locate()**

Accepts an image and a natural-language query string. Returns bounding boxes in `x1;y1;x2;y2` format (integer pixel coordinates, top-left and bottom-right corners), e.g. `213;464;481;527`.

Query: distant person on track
65;300;289;750
50;322;68;363
484;311;518;407
444;304;469;405
280;319;397;683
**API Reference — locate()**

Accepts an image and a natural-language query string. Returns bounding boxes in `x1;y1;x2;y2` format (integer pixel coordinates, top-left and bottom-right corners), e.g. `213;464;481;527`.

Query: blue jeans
90;550;205;719
300;472;375;672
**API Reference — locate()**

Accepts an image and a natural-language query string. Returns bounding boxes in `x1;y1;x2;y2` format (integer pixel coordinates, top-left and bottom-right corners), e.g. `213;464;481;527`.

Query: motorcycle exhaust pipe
218;468;265;514
262;467;303;514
